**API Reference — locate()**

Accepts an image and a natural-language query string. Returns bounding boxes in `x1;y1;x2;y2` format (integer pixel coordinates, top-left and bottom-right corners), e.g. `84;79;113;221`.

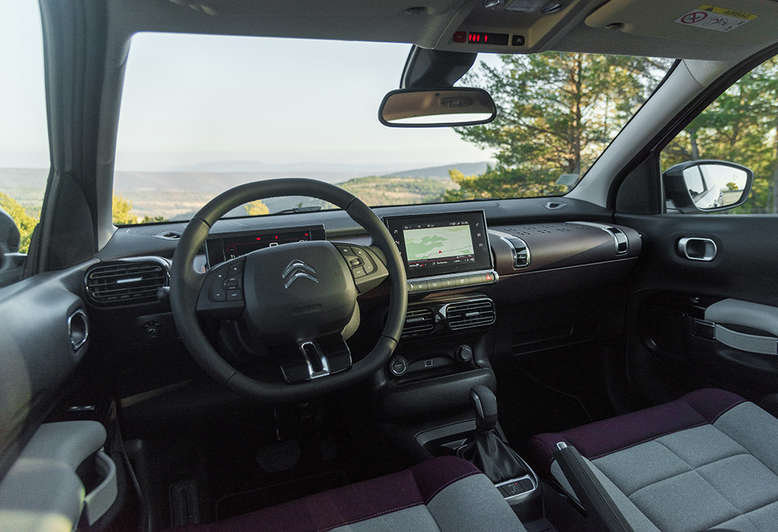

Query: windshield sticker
674;5;757;32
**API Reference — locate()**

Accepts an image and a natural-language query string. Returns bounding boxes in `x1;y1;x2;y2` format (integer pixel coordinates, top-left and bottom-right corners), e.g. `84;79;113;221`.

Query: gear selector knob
470;385;498;432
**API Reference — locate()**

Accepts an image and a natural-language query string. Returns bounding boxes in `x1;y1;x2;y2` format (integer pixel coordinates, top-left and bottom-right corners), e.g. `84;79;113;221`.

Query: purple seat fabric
173;456;480;532
527;388;745;475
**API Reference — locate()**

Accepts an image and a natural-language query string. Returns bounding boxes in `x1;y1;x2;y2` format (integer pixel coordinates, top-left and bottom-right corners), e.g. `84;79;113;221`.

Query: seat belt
553;442;634;532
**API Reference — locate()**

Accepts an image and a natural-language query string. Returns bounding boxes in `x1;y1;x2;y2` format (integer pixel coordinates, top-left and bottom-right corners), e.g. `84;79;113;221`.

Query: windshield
111;33;671;224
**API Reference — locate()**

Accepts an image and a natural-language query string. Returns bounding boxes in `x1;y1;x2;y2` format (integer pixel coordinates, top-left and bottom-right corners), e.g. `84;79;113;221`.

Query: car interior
2;0;778;531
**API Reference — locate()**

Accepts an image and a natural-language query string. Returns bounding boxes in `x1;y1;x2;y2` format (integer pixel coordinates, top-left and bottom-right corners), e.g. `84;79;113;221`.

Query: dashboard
96;199;643;303
91;196;643;306
86;197;643;416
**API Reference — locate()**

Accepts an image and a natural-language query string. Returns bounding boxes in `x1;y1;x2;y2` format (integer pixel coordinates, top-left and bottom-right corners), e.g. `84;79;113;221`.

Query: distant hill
382;161;490;179
0;161;487;221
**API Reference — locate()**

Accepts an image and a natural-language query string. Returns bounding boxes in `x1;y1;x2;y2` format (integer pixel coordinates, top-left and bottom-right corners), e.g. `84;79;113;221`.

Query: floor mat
215;469;349;520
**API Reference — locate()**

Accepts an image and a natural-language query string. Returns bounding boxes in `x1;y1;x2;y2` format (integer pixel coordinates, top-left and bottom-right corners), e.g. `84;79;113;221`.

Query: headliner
109;0;778;60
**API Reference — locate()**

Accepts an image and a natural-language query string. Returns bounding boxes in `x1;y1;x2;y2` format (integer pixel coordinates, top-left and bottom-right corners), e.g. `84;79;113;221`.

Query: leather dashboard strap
553;443;634;532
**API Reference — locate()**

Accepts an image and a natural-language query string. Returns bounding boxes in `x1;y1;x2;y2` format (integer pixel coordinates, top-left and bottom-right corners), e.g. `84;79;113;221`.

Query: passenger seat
529;388;778;531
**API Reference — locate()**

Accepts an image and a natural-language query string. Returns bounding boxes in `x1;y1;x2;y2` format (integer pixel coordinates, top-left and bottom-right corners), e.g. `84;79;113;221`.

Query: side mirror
0;208;23;286
379;88;496;128
0;208;20;255
663;160;753;213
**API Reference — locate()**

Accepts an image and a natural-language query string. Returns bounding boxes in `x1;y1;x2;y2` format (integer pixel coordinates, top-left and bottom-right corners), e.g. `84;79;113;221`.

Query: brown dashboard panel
489;222;641;276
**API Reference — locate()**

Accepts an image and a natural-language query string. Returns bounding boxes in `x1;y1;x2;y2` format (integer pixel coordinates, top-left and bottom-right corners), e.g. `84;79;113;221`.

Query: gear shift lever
459;386;529;483
471;385;499;432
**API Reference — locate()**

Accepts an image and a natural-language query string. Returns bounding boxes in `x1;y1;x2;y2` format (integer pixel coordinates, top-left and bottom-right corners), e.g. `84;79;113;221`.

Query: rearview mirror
663;160;753;213
379;88;496;128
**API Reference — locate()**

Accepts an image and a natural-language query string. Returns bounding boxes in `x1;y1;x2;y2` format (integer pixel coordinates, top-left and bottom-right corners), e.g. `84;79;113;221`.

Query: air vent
444;298;496;331
85;258;169;307
402;307;436;337
502;235;530;268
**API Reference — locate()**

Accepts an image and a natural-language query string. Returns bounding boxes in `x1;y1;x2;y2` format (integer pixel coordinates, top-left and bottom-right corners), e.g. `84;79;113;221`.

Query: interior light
503;0;547;12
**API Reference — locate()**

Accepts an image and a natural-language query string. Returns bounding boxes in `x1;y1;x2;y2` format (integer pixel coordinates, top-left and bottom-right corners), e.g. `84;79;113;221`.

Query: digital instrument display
205;225;325;266
385;211;492;278
467;32;509;45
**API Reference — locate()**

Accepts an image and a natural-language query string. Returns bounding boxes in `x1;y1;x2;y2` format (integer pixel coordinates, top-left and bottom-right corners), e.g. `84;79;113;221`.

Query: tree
662;57;778;213
112;195;137;225
448;52;670;200
244;200;270;216
0;192;37;253
446;168;566;201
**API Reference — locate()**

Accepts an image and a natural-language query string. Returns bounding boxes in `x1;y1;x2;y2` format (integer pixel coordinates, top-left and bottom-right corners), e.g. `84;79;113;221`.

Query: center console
378;212;540;520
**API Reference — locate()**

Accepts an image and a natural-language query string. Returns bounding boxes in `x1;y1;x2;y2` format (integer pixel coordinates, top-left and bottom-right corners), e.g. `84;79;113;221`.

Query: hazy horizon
1;2;499;173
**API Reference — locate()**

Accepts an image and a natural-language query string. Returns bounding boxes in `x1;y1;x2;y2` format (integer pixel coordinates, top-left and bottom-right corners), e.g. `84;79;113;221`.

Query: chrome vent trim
85;257;169;307
605;226;629;254
568;222;629;255
402;307;436;337
443;298;496;331
501;235;530;268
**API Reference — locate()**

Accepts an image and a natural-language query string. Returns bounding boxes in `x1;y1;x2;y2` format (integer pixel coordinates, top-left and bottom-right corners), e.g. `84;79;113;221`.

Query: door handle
678;237;717;262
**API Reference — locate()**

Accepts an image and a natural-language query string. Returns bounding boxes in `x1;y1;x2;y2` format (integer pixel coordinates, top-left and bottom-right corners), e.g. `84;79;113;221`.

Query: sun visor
585;0;778;49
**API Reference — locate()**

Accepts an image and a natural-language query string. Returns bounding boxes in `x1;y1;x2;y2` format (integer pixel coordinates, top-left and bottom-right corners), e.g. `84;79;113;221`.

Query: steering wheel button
227;290;242;301
225;277;239;289
339;246;354;255
211;290;226;302
352;266;367;278
349;257;362;267
229;263;242;274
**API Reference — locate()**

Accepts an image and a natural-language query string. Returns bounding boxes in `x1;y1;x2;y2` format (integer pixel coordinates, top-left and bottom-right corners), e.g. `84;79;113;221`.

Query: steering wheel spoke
333;242;390;294
196;256;246;319
278;335;353;384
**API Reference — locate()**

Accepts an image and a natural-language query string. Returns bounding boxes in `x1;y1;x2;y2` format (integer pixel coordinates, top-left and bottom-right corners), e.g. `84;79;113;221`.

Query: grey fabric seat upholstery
174;456;525;532
529;388;778;532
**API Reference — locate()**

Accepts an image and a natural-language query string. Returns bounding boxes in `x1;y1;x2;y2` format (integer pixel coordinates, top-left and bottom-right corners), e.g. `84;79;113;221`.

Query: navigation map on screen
404;224;474;262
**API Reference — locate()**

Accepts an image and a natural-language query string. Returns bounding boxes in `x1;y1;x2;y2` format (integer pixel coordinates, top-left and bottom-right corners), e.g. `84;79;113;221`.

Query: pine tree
446;52;670;201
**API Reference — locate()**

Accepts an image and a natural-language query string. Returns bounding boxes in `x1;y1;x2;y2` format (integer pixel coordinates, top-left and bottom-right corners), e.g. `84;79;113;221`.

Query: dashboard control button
456;345;474;363
211;290;226;302
226;290;242;301
389;356;408;377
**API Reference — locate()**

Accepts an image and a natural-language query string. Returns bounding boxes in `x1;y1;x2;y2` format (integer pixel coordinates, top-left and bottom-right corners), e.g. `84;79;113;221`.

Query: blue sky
2;1;497;175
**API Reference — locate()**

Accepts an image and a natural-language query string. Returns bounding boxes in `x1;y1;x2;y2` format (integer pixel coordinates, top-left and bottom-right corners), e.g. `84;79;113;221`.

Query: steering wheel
170;179;407;402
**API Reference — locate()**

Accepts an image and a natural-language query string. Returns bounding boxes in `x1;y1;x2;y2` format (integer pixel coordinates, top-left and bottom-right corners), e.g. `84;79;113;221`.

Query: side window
0;3;48;286
661;56;778;214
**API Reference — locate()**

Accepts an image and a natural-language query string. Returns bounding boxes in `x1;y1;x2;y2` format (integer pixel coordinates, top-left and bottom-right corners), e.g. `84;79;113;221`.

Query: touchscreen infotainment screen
385;211;492;278
404;223;475;267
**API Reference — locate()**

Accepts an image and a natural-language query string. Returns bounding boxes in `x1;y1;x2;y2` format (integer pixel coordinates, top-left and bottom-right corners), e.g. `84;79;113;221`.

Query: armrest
0;421;108;531
706;298;778;337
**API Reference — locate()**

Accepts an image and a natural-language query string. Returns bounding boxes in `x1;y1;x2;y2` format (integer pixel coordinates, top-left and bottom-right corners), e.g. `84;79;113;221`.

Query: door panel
615;213;778;402
0;262;93;478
